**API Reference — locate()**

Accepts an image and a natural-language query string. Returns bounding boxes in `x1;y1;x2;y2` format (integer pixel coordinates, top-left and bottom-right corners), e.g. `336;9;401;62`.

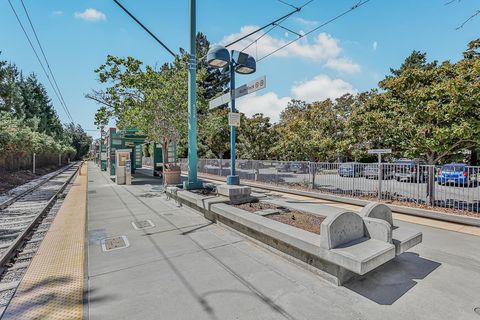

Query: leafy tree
347;47;480;164
63;123;92;160
273;99;340;162
238;113;277;160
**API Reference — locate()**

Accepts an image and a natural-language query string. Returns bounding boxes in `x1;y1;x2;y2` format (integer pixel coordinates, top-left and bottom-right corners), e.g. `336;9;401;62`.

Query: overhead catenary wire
7;0;74;123
19;0;73;123
257;0;371;62
112;0;177;57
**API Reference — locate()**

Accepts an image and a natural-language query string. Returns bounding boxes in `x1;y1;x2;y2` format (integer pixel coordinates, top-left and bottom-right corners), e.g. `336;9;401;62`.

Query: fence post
427;165;435;206
310;162;316;189
33;153;36;174
59;154;61;166
378;154;382;200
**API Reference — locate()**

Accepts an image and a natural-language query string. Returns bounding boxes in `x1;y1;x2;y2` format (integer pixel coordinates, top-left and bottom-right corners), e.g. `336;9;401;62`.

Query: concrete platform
86;164;480;320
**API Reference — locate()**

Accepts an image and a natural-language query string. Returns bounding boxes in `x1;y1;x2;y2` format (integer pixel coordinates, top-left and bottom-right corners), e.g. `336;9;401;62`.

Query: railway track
0;163;80;314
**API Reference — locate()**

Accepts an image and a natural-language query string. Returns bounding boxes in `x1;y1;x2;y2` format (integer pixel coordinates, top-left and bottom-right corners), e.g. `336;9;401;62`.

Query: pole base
183;180;203;190
226;175;240;185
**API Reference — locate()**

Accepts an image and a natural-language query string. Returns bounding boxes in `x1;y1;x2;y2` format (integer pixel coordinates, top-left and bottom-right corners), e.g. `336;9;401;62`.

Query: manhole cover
474;307;480;315
88;190;97;194
131;220;155;230
101;236;129;252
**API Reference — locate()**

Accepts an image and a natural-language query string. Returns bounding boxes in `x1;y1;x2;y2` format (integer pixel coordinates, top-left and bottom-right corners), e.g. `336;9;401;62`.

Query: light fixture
206;45;230;68
235;55;256;74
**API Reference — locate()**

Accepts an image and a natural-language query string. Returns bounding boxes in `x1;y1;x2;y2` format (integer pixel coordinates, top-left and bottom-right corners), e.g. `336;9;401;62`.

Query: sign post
368;149;392;199
209;75;266;185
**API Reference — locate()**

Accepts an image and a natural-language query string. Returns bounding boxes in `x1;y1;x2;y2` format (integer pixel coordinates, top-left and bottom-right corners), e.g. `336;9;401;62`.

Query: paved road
88;163;480;320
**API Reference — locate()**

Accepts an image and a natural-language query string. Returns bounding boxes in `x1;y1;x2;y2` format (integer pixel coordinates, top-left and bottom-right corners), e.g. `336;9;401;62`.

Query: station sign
209;75;266;109
228;112;241;127
368;149;392;154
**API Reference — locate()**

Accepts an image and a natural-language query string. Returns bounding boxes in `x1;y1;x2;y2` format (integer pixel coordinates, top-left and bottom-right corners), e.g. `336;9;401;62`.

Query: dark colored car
437;163;478;187
338;162;364;177
394;159;427;182
276;163;290;172
290;162;308;174
364;164;394;180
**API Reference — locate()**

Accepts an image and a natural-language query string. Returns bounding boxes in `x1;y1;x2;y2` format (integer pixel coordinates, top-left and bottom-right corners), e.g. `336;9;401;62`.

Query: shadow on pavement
345;252;440;305
3;275;115;319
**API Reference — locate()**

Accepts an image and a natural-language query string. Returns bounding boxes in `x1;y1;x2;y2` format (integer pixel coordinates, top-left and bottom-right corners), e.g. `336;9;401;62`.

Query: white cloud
237;92;291;123
220;26;341;61
220;26;361;74
236;74;357;122
373;41;378;51
324;58;361;74
52;10;63;16
74;8;106;22
291;74;357;103
294;17;319;27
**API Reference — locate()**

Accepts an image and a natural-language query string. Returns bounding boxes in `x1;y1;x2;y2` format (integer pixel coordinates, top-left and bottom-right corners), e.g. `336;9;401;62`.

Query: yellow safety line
3;163;87;320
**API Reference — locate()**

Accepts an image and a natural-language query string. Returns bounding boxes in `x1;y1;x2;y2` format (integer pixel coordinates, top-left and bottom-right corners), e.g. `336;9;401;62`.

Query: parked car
394;159;427;182
364;163;394;180
290;162;308;174
338;162;364;177
276;163;290;172
437;163;478;187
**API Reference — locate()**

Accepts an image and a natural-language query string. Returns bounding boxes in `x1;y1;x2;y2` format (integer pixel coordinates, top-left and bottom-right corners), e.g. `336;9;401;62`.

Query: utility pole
184;0;202;190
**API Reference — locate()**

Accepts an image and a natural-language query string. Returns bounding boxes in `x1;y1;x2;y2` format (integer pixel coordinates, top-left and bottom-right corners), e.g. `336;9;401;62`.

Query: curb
191;173;480;228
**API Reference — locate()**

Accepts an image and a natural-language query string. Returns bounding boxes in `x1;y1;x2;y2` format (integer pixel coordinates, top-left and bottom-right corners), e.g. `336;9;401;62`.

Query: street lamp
207;46;257;185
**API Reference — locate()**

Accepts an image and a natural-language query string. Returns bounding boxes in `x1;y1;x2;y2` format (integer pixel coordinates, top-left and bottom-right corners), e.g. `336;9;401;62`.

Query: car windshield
340;164;353;169
442;166;465;172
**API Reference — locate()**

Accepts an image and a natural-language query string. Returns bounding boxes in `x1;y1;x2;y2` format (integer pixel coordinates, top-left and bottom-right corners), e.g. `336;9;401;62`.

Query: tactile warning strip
2;163;87;320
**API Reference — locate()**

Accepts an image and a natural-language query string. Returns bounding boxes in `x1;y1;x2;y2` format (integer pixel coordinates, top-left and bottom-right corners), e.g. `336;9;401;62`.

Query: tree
347;49;480;164
273;99;340;162
238;113;277;160
63;123;93;160
88;33;226;161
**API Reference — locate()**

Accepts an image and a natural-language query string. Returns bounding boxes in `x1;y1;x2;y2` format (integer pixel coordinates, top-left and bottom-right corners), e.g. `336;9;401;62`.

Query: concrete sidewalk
87;163;480;320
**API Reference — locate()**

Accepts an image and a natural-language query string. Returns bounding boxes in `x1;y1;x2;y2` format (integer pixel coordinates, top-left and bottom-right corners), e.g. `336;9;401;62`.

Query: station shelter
101;127;177;177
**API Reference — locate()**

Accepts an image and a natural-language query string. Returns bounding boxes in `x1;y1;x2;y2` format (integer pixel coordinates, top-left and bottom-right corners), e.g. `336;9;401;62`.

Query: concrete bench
165;188;421;285
320;211;395;275
359;202;422;255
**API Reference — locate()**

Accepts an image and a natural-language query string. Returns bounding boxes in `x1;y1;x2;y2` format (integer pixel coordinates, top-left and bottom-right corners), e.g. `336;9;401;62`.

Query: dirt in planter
234;201;324;234
268;212;324;234
235;201;277;213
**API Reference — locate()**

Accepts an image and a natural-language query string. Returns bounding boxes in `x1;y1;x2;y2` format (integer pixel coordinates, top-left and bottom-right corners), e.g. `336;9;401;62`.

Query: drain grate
101;236;129;252
474;307;480;316
88;190;97;194
131;220;155;230
88;180;94;182
163;213;174;216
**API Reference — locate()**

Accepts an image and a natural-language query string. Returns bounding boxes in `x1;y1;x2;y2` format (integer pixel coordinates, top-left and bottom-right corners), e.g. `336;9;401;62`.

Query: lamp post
206;46;256;185
184;0;202;190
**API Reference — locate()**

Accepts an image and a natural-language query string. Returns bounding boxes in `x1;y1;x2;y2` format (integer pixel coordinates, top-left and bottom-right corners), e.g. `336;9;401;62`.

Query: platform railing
179;158;480;213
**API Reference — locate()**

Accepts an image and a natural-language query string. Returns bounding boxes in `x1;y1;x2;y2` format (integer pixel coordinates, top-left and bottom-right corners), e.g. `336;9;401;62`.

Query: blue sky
1;0;479;137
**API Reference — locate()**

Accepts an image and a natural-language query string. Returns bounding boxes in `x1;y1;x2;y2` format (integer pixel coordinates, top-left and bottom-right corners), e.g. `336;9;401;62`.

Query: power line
112;0;177;57
7;0;74;123
257;0;371;62
19;0;74;123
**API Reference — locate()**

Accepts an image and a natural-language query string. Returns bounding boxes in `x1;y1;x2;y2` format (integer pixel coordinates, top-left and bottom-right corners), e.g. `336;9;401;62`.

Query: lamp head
235;55;256;74
206;45;230;68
